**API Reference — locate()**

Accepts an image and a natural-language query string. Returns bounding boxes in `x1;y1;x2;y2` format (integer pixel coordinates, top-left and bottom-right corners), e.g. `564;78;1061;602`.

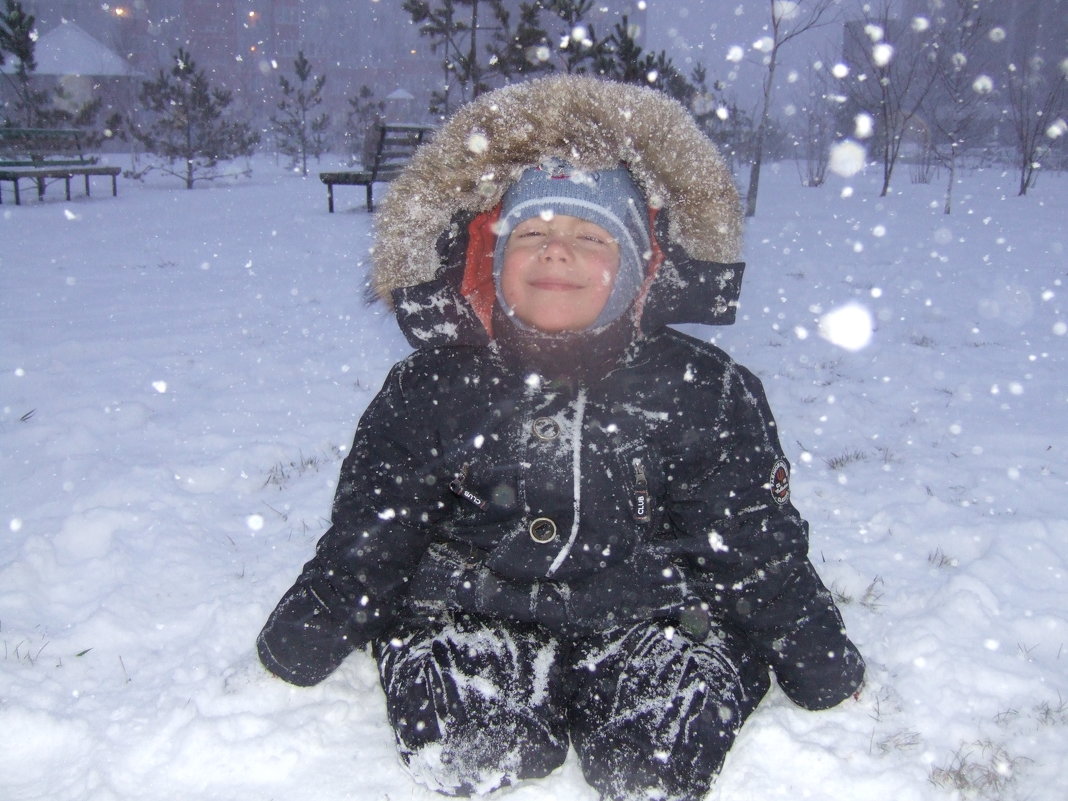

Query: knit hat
493;159;651;330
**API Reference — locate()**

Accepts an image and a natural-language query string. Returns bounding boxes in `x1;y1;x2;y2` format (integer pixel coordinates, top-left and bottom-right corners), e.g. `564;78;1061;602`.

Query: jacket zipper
449;463;489;510
632;459;651;522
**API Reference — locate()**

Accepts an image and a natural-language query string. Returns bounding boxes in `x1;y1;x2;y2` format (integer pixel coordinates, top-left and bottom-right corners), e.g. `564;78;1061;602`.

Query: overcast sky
644;0;845;108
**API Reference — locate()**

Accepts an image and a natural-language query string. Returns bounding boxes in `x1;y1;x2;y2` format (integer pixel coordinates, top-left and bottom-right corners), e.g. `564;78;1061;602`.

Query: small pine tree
132;48;260;189
598;16;695;105
272;50;329;177
486;1;553;81
403;0;513;111
543;0;609;75
344;85;385;165
0;0;48;126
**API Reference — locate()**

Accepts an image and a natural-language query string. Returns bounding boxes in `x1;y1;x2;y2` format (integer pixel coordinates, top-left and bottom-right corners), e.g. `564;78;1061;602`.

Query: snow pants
373;611;770;801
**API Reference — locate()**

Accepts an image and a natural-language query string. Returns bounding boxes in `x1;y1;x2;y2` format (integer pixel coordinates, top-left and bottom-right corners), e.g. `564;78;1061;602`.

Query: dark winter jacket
258;76;864;710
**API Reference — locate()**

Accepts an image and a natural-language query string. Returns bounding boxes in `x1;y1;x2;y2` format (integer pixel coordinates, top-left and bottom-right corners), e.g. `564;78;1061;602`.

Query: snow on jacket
258;76;864;710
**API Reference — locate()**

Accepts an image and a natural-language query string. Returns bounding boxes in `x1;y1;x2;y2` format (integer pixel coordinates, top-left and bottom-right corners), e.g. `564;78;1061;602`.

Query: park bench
319;122;435;212
0;127;121;205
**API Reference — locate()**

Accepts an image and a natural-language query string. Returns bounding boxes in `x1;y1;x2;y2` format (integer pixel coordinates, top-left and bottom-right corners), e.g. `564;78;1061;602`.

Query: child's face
500;214;621;332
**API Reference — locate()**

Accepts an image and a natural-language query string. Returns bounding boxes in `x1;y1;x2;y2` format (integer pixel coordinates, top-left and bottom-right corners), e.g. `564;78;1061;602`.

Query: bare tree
843;2;939;197
745;0;840;217
924;0;998;213
1005;55;1066;196
791;57;845;187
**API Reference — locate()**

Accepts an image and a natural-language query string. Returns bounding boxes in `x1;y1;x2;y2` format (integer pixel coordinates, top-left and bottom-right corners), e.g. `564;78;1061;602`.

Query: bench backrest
0;128;89;164
368;123;435;178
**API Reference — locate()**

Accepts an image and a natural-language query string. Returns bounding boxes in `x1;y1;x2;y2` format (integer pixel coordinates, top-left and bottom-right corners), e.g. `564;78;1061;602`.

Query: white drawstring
547;388;586;576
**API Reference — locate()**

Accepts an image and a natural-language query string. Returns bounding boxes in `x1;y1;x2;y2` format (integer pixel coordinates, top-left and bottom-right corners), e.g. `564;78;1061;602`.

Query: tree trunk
745;50;777;218
300;106;308;177
745;126;766;218
943;148;956;214
879;133;894;197
185;121;195;189
469;0;481;98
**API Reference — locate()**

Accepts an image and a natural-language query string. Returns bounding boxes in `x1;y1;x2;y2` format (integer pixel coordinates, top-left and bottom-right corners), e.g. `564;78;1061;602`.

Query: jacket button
532;417;561;440
529;517;558;543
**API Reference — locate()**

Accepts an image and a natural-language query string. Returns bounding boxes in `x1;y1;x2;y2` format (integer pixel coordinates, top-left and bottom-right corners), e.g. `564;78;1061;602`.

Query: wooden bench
320;123;435;212
0;127;121;205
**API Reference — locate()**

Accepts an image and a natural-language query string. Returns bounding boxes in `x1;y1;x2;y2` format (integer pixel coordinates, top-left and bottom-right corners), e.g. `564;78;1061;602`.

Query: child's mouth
529;279;583;291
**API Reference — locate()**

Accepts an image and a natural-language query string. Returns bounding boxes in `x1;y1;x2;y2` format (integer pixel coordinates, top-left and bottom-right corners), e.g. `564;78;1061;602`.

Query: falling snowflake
819;303;874;351
829;140;867;177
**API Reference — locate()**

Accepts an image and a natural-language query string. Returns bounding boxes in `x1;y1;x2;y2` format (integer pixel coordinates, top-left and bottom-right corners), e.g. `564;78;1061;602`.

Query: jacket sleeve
257;359;448;686
666;361;865;710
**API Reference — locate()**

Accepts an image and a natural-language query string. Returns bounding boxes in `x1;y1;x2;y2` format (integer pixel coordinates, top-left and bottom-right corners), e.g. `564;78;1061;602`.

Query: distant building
0;19;139;128
839;0;1066;154
842;0;1066;95
896;0;1066;73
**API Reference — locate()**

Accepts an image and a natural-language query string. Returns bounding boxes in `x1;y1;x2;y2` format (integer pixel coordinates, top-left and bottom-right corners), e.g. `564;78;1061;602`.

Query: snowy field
1;155;1065;801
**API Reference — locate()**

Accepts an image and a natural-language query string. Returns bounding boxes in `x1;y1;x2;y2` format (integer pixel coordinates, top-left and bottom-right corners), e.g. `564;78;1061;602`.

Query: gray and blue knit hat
493;159;652;330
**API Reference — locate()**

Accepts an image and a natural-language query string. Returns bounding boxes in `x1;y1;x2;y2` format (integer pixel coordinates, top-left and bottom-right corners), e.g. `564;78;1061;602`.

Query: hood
373;75;745;347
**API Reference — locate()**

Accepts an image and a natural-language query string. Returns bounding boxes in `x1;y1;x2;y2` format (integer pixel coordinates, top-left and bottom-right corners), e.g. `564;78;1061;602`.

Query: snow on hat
493;159;651;330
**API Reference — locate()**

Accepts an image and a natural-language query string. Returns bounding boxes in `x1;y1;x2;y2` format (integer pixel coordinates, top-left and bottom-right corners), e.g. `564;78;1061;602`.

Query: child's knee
400;715;567;796
572;719;729;801
569;621;770;800
379;614;569;794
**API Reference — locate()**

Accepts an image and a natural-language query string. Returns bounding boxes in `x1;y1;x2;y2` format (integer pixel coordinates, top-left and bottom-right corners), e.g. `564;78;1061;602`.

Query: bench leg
36;176;46;201
366;183;373;212
13;178;20;205
327;183;335;213
84;174;91;197
65;176;73;201
112;174;118;196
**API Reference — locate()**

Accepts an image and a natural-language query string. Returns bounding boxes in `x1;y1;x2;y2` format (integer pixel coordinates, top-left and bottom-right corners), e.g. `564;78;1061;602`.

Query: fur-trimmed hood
373;75;746;345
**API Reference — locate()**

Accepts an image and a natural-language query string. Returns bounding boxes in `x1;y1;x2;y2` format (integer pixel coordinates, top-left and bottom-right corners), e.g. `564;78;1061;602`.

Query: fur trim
373;75;742;303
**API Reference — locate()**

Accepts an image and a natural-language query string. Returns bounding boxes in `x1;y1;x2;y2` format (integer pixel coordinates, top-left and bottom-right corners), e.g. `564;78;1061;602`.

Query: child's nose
540;233;571;259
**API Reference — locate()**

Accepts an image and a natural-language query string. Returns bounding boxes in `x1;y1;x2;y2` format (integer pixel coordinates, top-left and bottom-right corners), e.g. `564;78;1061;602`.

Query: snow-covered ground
1;156;1065;801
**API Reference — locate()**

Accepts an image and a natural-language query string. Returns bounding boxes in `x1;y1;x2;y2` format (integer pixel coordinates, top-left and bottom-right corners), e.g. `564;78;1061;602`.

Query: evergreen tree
403;0;514;112
487;1;554;81
597;16;695;105
0;0;47;126
0;0;33;71
542;0;610;75
271;50;329;177
132;48;260;189
344;85;386;165
402;1;698;119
